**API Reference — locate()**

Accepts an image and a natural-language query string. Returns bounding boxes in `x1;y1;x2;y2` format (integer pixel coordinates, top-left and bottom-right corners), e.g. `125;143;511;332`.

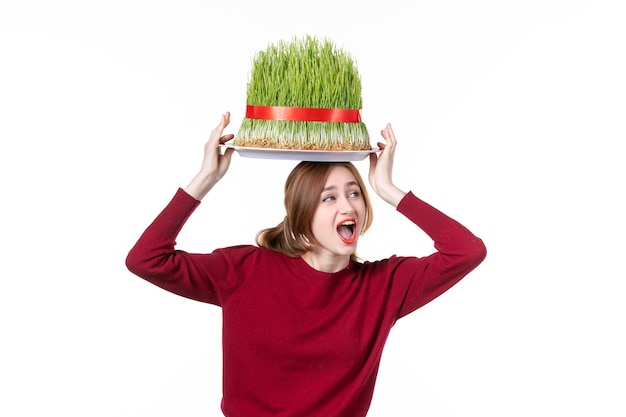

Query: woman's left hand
368;123;406;207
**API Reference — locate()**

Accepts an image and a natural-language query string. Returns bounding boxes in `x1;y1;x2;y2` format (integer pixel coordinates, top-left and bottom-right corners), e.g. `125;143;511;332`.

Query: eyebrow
322;181;360;192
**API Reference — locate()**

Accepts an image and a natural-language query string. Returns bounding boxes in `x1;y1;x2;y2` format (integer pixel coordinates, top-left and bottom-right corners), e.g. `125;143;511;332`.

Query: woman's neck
301;251;350;273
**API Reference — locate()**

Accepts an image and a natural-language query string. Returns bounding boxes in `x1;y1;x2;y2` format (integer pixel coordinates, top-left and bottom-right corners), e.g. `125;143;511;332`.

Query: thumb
368;153;378;185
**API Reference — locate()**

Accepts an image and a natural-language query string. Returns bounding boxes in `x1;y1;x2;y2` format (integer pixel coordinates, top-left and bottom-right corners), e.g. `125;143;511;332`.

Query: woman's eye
322;195;335;202
349;191;361;198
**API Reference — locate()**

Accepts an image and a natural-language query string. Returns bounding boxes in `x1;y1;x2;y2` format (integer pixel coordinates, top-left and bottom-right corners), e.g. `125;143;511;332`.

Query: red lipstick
336;218;357;244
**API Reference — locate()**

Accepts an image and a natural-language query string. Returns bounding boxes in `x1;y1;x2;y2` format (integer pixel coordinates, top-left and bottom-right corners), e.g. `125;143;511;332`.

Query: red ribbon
246;105;362;123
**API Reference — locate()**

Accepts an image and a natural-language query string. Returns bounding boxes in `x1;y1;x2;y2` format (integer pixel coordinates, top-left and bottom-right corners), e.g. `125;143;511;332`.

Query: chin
338;244;358;256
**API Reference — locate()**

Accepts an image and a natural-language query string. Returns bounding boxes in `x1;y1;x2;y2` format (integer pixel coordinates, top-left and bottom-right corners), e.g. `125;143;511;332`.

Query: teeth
341;220;355;226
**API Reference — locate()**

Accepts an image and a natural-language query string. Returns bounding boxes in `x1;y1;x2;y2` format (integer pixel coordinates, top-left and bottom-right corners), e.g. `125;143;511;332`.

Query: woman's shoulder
358;254;415;267
355;255;427;281
212;244;293;262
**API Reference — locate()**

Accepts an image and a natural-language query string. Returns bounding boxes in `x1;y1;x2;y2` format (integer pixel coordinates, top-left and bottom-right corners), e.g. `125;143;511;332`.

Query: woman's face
308;165;367;259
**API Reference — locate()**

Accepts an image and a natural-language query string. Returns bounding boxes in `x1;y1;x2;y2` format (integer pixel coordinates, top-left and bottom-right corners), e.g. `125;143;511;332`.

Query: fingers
368;152;378;172
368;152;378;188
219;133;235;145
379;123;396;148
377;123;397;162
222;146;235;163
213;113;229;134
220;111;231;128
209;112;232;145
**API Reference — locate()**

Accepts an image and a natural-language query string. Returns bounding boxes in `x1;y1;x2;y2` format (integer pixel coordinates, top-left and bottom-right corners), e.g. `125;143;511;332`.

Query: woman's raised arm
368;123;407;207
184;112;236;200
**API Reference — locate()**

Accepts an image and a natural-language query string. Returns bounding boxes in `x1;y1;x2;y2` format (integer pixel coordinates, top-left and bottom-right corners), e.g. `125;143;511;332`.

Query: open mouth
336;218;357;244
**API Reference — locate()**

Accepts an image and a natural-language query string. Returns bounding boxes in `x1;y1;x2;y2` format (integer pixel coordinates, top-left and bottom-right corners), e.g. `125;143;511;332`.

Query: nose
339;196;356;215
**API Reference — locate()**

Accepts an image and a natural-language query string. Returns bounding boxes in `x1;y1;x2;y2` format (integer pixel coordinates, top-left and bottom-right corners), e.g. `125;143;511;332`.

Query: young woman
126;112;487;417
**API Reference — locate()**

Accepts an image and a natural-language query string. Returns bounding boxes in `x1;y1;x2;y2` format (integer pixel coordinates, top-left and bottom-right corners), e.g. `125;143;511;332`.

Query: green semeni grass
235;35;371;150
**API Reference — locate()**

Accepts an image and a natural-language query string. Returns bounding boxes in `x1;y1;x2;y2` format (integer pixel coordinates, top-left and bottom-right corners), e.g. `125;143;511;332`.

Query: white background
1;0;624;415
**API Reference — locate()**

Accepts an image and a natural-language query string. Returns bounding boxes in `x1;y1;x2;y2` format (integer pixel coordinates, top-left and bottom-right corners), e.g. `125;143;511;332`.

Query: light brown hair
256;161;373;258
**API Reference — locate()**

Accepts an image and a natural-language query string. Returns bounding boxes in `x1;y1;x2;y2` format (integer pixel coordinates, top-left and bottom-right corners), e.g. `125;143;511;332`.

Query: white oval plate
221;144;379;162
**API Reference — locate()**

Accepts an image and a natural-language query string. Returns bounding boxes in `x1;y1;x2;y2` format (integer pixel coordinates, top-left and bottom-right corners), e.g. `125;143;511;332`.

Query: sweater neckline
291;255;357;283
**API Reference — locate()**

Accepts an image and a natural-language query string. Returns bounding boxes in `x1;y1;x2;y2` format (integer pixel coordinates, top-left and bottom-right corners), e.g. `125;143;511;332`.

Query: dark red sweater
126;189;486;417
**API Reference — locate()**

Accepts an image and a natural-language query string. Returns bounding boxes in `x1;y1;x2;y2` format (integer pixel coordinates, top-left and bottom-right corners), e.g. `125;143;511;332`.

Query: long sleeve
125;188;255;305
392;192;487;318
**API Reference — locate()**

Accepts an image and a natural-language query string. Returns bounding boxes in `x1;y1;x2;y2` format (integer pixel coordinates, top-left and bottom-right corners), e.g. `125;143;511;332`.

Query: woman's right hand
184;112;235;200
368;123;406;207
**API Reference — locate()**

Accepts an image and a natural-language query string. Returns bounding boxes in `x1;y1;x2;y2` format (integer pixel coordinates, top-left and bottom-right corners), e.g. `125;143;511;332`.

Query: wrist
184;171;218;200
377;185;406;208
